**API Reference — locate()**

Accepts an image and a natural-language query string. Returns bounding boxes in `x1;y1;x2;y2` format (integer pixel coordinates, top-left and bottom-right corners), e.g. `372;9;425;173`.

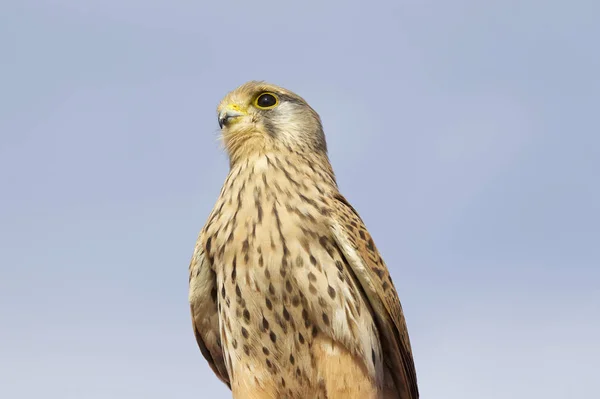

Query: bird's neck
223;150;338;202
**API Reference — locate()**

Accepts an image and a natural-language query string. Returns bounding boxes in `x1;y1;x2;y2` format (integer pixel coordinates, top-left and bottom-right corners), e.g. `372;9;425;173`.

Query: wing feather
329;193;419;399
188;241;230;388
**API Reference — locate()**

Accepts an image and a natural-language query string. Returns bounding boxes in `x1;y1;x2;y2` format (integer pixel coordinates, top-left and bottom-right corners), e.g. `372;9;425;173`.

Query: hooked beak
218;105;246;129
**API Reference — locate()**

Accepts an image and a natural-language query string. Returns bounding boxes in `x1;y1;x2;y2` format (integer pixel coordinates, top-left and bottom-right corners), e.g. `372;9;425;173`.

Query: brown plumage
188;81;419;399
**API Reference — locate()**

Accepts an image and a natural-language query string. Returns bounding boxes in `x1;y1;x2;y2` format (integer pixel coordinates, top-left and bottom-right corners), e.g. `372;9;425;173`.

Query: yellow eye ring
254;92;279;109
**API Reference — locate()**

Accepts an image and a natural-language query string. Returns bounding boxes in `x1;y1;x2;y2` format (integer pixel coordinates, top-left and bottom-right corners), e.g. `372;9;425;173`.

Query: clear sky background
1;1;599;398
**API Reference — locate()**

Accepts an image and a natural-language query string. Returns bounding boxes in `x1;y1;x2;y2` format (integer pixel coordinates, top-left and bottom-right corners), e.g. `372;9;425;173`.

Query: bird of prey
188;81;419;399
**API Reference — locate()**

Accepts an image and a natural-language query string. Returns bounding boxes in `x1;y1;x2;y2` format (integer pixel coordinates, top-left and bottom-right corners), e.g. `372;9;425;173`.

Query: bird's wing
329;193;419;399
188;237;230;388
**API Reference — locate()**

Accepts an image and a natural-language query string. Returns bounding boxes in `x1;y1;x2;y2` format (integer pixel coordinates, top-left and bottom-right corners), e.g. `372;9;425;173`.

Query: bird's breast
201;155;381;394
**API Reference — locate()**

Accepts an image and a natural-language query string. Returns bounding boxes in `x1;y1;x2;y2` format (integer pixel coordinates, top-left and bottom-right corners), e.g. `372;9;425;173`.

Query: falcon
188;81;419;399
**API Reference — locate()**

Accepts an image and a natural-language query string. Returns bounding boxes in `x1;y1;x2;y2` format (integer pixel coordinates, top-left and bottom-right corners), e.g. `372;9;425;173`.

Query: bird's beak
218;104;247;129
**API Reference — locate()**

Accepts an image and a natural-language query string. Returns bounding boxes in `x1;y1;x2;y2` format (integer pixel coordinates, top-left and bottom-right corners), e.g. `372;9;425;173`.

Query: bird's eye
254;92;279;109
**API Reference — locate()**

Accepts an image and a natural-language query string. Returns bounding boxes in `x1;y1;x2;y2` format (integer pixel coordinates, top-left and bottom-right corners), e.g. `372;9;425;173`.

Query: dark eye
255;92;279;109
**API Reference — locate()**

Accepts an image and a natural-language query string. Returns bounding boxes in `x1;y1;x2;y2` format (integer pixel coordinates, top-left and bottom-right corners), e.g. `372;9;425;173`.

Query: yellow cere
227;103;245;113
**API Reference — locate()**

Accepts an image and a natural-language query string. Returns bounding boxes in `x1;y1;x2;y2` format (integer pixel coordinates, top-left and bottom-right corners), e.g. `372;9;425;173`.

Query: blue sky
1;1;598;398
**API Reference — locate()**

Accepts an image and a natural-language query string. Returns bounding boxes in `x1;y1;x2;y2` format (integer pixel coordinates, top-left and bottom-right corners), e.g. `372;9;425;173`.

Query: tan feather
329;193;419;399
312;332;379;399
188;245;231;387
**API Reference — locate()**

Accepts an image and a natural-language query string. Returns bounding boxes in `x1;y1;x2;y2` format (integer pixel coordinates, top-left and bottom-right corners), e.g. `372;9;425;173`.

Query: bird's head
216;81;327;165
